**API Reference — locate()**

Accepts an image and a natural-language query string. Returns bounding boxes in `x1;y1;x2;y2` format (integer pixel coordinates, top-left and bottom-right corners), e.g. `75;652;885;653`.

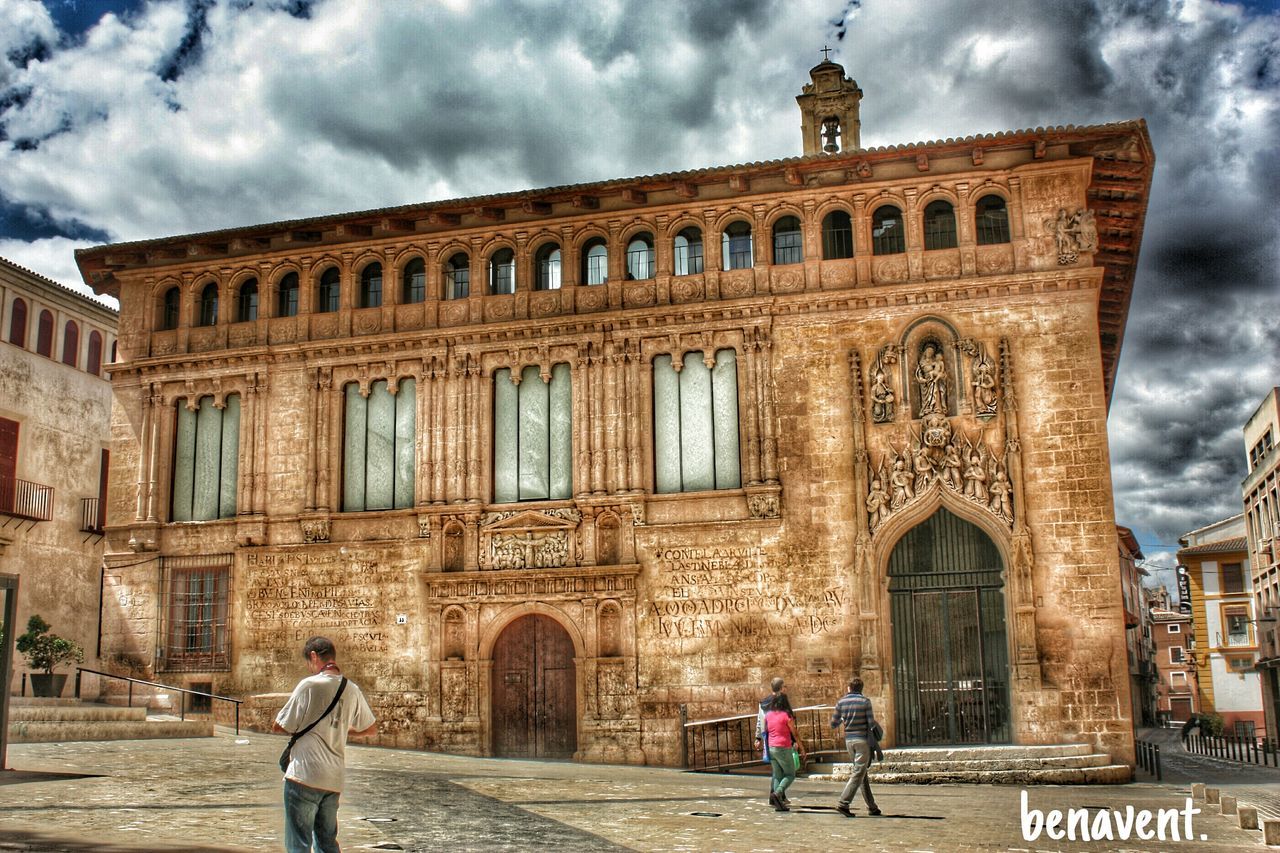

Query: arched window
236;278;259;322
198;282;219;326
489;249;515;294
923;200;957;250
721;221;753;270
36;310;54;356
87;331;103;376
822;210;854;259
110;339;118;364
402;257;426;303
160;287;180;331
871;205;905;255
772;216;803;265
277;273;299;317
317;267;340;313
8;298;27;347
582;238;608;285
535;243;561;290
975;195;1011;245
61;320;79;367
359;263;382;308
673;227;704;276
625;234;654;280
444;253;470;300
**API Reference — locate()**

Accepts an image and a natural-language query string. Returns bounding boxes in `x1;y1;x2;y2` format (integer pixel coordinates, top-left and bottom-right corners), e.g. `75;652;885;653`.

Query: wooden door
492;614;577;759
0;418;17;513
1169;698;1193;722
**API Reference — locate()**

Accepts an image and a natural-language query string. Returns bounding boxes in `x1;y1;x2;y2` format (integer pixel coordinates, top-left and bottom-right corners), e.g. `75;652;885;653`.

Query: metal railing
79;497;102;533
75;667;241;735
0;478;53;522
1184;732;1279;767
1135;739;1162;780
682;704;844;771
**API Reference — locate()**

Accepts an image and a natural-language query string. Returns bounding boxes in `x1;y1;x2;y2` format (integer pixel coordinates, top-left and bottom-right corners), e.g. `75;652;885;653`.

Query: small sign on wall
396;614;407;625
807;657;831;674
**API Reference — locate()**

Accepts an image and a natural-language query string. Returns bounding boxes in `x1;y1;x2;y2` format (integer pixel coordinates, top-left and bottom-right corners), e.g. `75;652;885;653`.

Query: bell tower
796;48;863;155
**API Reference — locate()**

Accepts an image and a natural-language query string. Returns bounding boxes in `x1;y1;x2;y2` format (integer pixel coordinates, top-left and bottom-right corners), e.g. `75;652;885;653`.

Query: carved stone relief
868;345;898;424
970;344;999;418
1045;208;1098;265
300;517;330;544
480;508;582;570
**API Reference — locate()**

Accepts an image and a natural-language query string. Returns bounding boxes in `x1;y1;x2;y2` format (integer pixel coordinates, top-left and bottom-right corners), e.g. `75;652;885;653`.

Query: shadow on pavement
0;829;244;852
0;768;102;786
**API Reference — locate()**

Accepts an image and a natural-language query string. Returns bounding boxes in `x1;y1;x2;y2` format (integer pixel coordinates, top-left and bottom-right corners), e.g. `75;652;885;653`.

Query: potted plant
16;615;84;698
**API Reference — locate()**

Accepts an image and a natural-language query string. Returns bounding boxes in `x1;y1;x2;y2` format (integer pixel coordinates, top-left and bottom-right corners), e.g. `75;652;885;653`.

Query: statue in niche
971;348;998;417
914;343;949;417
989;466;1013;519
443;611;465;660
1070;209;1098;253
870;356;896;423
866;477;890;529
889;457;916;509
942;442;964;491
963;449;989;502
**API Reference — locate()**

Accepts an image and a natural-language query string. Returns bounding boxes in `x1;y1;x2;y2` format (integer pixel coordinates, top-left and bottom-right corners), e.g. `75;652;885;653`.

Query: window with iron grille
872;206;905;255
626;236;654;280
975;195;1010;245
673;228;703;275
583;240;608;285
162;554;231;672
536;244;562;290
490;249;516;294
721;222;753;270
772;216;803;265
821;210;853;259
923;200;957;250
445;254;471;299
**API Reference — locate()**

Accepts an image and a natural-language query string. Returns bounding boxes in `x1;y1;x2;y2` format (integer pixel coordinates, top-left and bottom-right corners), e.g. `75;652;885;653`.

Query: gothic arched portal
888;507;1011;745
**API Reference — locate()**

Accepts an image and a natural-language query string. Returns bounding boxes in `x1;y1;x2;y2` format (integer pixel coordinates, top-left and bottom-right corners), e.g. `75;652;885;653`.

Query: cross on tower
820;45;833;61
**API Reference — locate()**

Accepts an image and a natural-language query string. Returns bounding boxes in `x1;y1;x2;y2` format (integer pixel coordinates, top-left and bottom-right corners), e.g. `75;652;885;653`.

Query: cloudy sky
1;0;1277;576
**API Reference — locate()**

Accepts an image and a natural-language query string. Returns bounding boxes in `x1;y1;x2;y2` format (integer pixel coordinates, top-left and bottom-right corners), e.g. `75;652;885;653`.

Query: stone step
9;696;83;707
829;753;1114;775
856;743;1095;763
808;764;1133;785
8;719;214;743
9;703;148;722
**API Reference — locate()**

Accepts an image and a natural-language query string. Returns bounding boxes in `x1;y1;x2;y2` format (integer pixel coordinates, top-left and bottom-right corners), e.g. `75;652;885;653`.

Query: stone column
135;387;152;522
467;358;483;503
741;332;763;486
759;331;779;483
606;343;623;493
625;340;643;492
591;347;606;494
572;347;591;498
240;379;257;514
432;356;447;504
416;365;433;506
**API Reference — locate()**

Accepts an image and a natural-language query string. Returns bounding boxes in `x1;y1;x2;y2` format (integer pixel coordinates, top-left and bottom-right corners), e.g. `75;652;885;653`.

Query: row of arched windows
157;195;1011;330
5;298;111;375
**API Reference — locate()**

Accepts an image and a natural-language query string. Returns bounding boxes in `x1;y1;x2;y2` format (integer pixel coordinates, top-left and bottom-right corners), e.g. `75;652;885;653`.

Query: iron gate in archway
889;508;1011;745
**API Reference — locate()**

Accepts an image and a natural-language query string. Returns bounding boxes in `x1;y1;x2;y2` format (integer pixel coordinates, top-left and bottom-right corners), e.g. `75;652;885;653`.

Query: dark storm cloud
0;0;1274;553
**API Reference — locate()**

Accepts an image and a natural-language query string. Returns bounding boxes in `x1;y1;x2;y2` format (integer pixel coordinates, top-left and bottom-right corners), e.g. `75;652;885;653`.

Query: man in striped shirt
830;677;881;817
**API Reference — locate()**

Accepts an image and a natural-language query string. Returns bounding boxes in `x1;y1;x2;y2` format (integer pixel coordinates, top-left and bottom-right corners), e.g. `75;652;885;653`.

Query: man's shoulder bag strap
287;677;348;747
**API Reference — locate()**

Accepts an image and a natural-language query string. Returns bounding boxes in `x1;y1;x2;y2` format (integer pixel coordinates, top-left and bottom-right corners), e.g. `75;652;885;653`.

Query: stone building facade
0;255;118;693
1148;589;1197;724
1118;526;1155;727
76;62;1153;765
1243;387;1280;744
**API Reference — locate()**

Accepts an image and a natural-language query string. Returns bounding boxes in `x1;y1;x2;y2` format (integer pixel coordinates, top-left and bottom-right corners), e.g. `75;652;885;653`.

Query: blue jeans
284;778;340;853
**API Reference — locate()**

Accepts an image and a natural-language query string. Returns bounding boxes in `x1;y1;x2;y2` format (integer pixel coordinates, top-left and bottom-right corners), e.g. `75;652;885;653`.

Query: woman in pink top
764;694;805;811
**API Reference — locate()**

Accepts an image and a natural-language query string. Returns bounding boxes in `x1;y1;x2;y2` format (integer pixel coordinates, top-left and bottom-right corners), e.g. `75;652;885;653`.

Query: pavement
0;728;1275;852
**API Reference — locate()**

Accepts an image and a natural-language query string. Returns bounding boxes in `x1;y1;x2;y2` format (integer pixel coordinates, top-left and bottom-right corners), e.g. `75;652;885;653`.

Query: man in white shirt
273;636;377;853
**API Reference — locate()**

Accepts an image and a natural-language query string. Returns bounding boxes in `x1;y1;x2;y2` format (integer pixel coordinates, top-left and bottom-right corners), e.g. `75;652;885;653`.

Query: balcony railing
80;497;104;533
0;477;53;522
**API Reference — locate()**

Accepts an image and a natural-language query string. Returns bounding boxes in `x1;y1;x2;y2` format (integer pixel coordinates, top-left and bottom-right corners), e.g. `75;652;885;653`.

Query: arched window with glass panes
160;288;180;331
444;254;470;300
490;249;516;294
198;283;218;326
7;298;26;347
237;279;258;322
721;222;753;270
317;267;340;313
772;216;803;265
872;205;905;255
360;263;382;308
402;257;426;303
582;239;608;285
277;273;299;317
535;244;561;290
626;234;654;280
673;227;703;275
653;349;740;493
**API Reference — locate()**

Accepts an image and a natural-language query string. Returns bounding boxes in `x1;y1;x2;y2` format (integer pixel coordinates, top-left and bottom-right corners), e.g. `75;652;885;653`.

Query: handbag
279;677;347;772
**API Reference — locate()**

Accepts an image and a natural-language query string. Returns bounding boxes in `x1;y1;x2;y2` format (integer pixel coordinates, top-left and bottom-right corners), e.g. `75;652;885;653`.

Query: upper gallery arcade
76;57;1153;767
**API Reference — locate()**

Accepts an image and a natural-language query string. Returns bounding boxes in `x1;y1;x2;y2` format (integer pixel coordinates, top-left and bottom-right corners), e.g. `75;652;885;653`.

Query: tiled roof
1177;537;1248;556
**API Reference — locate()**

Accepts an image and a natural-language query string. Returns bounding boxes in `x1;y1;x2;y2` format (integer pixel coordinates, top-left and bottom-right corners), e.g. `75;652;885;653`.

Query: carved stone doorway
889;507;1011;745
491;614;577;759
